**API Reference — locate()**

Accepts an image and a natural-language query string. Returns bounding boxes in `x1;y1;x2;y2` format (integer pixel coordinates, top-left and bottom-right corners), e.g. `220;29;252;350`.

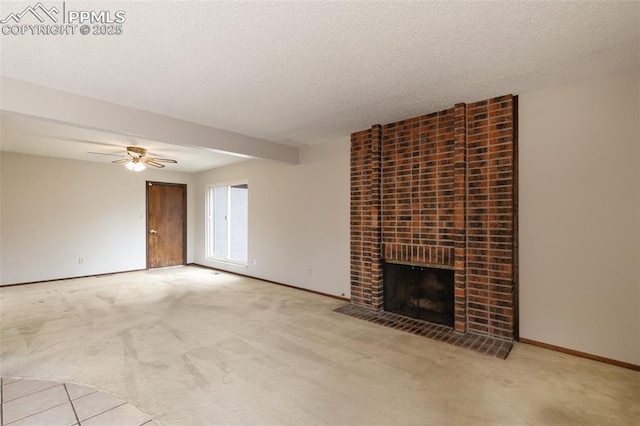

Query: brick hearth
335;304;513;359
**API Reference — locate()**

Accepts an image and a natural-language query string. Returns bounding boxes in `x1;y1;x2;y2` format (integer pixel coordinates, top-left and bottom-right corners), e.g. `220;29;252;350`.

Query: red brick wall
454;103;468;332
350;126;382;310
351;95;516;339
465;96;515;338
381;109;456;263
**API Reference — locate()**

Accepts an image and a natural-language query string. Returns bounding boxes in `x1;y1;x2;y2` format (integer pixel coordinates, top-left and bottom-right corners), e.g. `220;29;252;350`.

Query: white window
207;182;248;265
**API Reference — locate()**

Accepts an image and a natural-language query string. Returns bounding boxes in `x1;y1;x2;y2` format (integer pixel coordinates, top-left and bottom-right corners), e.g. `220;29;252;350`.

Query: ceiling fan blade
147;157;177;164
112;158;130;164
143;158;165;168
88;151;125;157
38;136;128;149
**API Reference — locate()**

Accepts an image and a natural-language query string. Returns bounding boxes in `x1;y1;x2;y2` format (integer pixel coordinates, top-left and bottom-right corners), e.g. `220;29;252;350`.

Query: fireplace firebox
383;262;454;327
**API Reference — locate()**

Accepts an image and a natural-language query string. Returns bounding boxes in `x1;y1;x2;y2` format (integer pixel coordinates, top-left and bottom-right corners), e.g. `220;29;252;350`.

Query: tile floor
1;378;155;426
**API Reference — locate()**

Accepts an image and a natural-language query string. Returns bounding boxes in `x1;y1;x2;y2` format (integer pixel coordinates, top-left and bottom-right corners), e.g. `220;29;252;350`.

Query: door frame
146;181;187;269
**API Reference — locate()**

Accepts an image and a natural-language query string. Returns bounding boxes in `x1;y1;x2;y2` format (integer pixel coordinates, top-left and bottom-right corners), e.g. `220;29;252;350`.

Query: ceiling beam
0;77;299;164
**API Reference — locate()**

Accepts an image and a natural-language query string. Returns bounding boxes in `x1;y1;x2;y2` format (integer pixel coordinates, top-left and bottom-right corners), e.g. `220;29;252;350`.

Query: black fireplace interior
383;263;454;327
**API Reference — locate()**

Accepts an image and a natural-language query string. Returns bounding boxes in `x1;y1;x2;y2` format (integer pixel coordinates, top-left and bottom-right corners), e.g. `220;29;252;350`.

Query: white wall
519;66;640;365
0;152;195;285
194;140;350;298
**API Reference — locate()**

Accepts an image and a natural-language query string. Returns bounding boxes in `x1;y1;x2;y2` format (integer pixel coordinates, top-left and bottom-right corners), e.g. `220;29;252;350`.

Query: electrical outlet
78;258;85;264
253;259;257;266
307;267;312;276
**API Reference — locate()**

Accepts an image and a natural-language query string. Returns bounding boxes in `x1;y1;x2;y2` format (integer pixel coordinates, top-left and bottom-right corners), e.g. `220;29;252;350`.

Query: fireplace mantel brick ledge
349;95;517;358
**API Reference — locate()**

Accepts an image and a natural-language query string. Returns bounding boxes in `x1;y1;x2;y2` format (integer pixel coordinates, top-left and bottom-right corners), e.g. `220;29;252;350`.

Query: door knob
150;229;158;234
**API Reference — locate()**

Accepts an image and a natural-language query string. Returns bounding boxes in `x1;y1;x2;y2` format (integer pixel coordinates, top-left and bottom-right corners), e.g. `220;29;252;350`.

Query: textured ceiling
0;113;247;172
1;1;639;157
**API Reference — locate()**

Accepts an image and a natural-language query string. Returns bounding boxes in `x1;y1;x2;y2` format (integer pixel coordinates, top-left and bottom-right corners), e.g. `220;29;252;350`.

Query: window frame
205;180;249;267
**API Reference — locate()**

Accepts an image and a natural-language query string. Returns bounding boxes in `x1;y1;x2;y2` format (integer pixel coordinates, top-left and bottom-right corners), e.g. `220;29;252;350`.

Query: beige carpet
0;266;638;425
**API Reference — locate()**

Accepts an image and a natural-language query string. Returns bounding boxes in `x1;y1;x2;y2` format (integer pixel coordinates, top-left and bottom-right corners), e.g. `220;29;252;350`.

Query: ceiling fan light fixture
103;146;176;171
125;157;146;172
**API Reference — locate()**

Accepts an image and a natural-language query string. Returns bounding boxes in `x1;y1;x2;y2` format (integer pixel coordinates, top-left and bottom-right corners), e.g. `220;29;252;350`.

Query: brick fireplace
347;95;517;345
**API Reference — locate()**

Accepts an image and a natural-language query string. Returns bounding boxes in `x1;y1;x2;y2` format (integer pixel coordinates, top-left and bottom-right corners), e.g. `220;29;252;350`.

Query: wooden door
147;181;186;269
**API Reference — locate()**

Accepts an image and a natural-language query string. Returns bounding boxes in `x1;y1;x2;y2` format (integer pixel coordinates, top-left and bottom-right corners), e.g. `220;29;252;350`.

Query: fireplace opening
383;263;454;327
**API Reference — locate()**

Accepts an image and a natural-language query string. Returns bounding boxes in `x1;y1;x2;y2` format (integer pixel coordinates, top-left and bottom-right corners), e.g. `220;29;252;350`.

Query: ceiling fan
90;146;177;172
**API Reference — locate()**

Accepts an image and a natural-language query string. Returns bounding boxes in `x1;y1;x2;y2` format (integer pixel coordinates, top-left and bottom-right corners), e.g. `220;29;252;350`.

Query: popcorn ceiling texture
1;1;638;147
